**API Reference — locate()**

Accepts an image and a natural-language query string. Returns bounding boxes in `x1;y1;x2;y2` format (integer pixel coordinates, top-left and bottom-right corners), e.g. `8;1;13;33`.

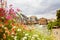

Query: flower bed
0;8;55;40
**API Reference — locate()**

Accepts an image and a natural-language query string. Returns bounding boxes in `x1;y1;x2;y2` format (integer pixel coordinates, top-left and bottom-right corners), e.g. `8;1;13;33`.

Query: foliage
56;18;60;27
56;10;60;26
47;20;57;30
56;10;60;19
48;9;60;29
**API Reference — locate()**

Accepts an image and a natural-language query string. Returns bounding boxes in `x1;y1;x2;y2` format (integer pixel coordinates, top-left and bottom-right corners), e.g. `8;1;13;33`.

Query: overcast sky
7;0;60;19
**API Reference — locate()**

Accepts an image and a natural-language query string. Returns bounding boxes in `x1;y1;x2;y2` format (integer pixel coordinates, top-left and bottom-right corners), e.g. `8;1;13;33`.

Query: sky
7;0;60;19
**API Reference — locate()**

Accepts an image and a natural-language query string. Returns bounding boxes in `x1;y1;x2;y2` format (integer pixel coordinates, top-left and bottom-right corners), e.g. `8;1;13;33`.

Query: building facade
29;16;38;24
38;18;48;25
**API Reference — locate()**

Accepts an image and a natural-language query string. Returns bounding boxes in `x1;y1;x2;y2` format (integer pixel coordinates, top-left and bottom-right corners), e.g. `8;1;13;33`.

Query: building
29;16;38;24
38;17;48;25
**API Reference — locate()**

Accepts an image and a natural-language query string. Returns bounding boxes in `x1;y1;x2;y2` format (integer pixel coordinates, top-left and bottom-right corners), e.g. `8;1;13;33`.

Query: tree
56;10;60;27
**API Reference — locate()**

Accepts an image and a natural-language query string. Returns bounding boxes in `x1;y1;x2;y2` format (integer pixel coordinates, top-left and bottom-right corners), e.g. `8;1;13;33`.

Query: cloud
7;0;60;18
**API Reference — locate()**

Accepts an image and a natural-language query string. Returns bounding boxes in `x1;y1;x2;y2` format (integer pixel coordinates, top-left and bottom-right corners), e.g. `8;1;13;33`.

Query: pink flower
0;8;3;11
9;4;13;7
6;15;13;20
9;8;14;14
16;8;21;12
0;8;5;17
9;8;16;16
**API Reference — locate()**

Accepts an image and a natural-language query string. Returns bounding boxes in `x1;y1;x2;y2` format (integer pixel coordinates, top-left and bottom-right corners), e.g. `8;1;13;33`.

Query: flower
28;36;31;38
4;27;7;29
4;20;9;25
22;25;30;30
9;4;13;8
23;32;25;33
11;32;14;34
37;38;40;40
9;8;16;18
14;36;17;40
2;25;4;28
5;27;9;33
13;26;16;28
9;8;14;14
22;37;27;40
33;34;38;37
0;8;4;11
8;31;11;36
6;15;13;20
0;24;3;27
11;23;16;27
16;8;21;12
3;34;6;39
11;35;14;37
32;36;35;39
17;29;21;31
25;33;29;36
9;4;13;7
9;8;16;16
0;8;5;17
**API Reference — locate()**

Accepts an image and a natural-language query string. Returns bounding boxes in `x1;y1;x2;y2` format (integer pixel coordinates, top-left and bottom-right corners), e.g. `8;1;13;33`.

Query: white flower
17;29;21;31
32;36;35;39
13;26;16;28
4;27;7;29
31;36;35;40
22;38;25;40
11;35;14;37
14;36;17;40
25;33;29;36
2;25;4;28
1;17;4;19
22;37;27;40
28;36;31;38
31;38;34;40
13;19;16;22
11;32;14;34
23;32;25;33
23;37;27;39
33;34;38;37
37;38;40;40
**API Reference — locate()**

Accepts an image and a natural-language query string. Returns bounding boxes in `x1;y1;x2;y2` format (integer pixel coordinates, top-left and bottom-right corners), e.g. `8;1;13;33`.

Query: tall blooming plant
0;5;17;40
0;5;55;40
0;6;28;40
0;8;6;17
6;8;16;20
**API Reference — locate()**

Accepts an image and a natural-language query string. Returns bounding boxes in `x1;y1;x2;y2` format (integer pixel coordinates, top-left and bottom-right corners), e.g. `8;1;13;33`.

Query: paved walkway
52;28;60;40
